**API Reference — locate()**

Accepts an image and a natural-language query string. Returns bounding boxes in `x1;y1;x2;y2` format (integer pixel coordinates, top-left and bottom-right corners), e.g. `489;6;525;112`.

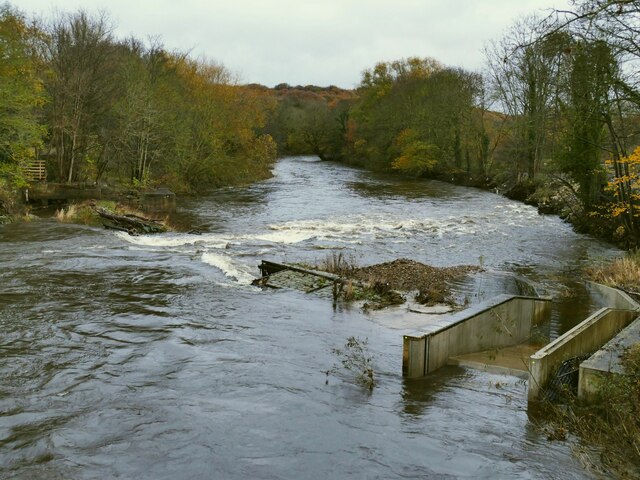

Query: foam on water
116;231;229;249
201;252;256;285
111;199;558;286
254;230;317;244
262;214;493;243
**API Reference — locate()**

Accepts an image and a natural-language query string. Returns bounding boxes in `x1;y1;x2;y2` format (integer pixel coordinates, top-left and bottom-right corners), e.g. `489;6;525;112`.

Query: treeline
483;2;640;245
0;4;276;196
257;83;355;161
270;1;640;247
4;2;640;246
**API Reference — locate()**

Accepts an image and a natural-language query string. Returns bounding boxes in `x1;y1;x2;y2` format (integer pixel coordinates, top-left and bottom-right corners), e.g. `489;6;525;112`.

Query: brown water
0;157;620;479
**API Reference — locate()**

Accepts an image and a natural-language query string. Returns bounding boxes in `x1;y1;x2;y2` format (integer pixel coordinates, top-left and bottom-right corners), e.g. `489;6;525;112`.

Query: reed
586;252;640;294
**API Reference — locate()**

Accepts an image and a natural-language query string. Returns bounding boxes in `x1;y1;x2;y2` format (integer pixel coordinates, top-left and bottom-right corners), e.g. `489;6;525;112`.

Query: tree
556;40;616;207
0;4;46;187
348;57;484;177
285;98;347;160
108;40;177;185
485;17;571;181
42;10;119;183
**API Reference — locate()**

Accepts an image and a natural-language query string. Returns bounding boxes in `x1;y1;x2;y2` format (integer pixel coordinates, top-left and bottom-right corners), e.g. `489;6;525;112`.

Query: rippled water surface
0;157;621;479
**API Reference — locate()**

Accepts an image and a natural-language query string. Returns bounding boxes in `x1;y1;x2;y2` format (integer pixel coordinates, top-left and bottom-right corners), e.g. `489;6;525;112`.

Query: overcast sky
16;0;572;88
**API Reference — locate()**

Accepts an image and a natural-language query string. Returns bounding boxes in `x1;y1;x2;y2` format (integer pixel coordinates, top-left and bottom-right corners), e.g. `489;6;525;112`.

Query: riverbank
0;188;30;225
540;342;640;478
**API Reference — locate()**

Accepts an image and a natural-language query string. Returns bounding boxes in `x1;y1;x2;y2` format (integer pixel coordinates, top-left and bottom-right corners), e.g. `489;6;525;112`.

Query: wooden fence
24;161;47;182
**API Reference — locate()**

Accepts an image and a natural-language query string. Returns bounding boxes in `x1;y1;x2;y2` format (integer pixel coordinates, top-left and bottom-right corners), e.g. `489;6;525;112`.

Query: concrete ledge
403;295;551;378
578;315;640;401
448;344;535;379
448;357;529;379
528;307;637;401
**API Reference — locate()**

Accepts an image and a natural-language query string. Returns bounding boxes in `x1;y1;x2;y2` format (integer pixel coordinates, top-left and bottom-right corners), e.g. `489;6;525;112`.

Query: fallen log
95;207;166;235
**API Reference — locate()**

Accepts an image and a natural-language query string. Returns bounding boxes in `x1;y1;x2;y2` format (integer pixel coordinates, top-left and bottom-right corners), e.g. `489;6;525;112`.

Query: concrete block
578;315;640;401
586;281;640;311
403;336;426;377
402;295;551;378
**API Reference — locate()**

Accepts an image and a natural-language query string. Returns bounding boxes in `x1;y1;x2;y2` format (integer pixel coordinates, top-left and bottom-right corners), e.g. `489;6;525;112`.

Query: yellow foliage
604;146;640;220
391;129;439;175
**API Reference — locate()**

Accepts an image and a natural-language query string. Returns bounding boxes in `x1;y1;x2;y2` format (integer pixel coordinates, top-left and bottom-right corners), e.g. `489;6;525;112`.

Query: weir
578;316;640;400
253;260;341;294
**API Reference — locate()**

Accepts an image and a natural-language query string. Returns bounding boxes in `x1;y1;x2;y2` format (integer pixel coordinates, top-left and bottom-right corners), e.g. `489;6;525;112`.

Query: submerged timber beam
253;260;343;296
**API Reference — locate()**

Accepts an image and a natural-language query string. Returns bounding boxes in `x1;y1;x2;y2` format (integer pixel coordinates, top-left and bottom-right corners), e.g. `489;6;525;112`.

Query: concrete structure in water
23;183;177;213
255;260;640;401
579;316;640;400
528;282;640;402
528;307;637;400
254;260;340;296
402;295;551;378
402;279;640;404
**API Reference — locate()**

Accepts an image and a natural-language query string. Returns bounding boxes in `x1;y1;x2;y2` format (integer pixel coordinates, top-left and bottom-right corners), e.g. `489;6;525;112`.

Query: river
0;156;621;479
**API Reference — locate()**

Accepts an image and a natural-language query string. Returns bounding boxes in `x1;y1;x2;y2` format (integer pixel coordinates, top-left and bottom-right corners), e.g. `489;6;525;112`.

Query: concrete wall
402;336;427;377
578;315;640;401
527;308;637;401
403;295;551;378
586;281;640;311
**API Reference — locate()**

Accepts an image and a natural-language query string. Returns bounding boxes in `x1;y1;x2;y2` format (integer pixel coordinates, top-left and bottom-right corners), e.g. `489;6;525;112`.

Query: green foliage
0;4;47;188
346;57;485;176
0;7;276;194
555;40;613;207
263;86;353;161
391;129;439;175
485;18;573;183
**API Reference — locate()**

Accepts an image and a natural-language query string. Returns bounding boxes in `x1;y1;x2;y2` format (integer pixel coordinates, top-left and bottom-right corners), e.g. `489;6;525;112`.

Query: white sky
15;0;572;88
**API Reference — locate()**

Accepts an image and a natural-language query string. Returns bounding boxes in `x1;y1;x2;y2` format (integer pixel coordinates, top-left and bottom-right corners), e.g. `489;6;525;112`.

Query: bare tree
485;16;571;181
43;10;118;183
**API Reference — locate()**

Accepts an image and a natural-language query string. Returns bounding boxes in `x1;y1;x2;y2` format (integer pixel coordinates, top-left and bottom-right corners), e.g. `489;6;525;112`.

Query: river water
0;157;621;479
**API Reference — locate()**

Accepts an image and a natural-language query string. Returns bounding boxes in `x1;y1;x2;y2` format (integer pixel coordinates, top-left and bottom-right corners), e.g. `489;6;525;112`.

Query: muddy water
0;157;620;478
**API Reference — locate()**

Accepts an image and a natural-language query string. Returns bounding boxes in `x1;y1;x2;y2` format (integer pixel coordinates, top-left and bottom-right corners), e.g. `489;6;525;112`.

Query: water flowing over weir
0;156;622;478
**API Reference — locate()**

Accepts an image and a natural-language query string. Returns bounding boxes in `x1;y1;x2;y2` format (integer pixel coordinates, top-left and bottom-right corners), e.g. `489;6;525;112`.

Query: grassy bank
0;188;31;225
541;344;640;478
587;252;640;294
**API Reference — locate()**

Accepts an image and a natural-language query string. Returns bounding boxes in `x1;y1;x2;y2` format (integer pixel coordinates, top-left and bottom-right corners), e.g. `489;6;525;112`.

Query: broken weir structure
255;261;640;402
